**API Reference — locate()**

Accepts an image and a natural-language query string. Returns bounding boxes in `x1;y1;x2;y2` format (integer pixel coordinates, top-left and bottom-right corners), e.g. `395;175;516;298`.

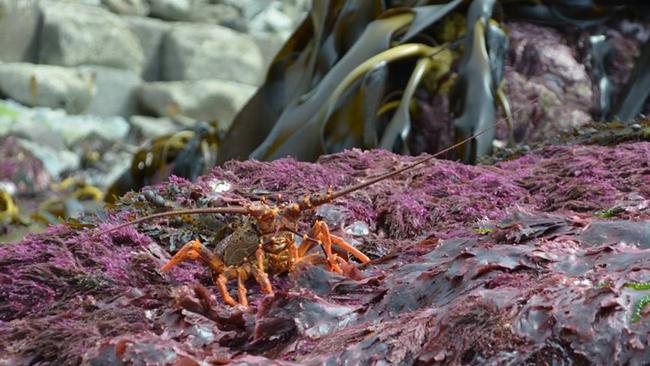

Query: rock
248;1;296;40
122;15;170;81
503;22;594;143
101;0;149;16
39;1;145;72
162;23;264;85
16;138;80;178
148;0;192;21
220;0;268;23
0;63;96;114
189;3;245;31
252;33;286;68
0;99;130;148
0;135;51;194
80;66;142;117
138;80;256;129
129;115;179;139
0;100;66;150
0;0;40;62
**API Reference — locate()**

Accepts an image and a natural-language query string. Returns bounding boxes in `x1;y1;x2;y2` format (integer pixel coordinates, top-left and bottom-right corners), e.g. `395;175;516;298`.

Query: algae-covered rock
1;143;650;364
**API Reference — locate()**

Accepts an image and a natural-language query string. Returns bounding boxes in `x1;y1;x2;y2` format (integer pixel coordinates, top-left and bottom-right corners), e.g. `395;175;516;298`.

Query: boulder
147;0;193;21
101;0;149;16
122;15;170;81
248;1;297;40
80;66;142;117
220;0;268;23
16;138;80;179
188;3;245;31
252;33;287;69
0;99;130;148
162;23;264;85
0;0;40;63
129;115;180;139
138;80;256;129
38;2;144;72
0;63;95;114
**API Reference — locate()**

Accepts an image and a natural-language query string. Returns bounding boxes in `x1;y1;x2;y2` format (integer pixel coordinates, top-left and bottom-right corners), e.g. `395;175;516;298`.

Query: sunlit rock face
2;142;650;364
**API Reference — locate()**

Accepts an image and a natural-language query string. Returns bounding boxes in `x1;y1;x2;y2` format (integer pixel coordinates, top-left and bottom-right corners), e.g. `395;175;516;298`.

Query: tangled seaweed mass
2;143;650;364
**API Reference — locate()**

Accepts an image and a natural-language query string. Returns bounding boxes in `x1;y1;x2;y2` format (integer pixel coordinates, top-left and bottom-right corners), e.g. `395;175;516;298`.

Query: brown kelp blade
217;1;386;163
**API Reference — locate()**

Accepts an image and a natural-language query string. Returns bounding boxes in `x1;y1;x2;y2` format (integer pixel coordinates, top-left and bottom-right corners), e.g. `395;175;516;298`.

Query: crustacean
99;126;493;307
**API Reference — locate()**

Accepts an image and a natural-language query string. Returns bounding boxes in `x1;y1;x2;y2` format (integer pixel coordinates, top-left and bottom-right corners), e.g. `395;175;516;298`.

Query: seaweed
624;282;650;322
4;142;650;363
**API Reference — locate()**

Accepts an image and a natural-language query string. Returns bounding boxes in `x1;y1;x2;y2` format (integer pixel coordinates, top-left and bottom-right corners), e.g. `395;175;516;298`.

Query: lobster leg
251;265;274;295
237;268;249;308
215;273;238;307
304;220;370;271
288;240;299;271
310;221;343;274
161;239;225;273
297;235;317;258
328;233;370;264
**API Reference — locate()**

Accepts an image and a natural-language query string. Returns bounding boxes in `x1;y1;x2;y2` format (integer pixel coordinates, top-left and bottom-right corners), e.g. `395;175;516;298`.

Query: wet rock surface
2;143;650;364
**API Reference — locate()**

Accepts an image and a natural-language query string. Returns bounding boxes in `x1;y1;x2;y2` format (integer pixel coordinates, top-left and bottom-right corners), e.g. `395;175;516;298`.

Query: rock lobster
99;127;492;307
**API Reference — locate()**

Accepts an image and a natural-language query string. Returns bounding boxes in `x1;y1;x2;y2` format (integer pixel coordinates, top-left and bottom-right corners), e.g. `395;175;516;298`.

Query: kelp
449;0;506;163
218;0;650;166
106;121;219;202
0;189;19;224
101;0;650;202
587;34;616;121
611;37;650;123
218;0;470;163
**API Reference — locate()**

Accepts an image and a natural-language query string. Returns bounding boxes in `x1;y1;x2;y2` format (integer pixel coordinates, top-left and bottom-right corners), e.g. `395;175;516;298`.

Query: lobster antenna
97;206;250;235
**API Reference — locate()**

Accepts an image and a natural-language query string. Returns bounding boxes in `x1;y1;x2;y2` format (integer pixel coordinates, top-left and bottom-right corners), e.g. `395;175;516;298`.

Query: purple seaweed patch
1;143;650;364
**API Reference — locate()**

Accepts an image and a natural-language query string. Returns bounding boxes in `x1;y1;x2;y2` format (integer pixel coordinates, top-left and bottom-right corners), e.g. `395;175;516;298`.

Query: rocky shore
0;0;309;241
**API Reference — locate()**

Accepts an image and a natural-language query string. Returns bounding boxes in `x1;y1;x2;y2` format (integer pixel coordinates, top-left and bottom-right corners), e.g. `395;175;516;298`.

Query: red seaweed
2;143;650;364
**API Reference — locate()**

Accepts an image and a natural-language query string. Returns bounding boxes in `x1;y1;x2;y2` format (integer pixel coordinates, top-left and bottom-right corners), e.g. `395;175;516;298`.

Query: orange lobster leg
160;239;225;273
215;273;238;307
251;265;274;295
328;233;370;264
311;220;371;270
237;269;249;308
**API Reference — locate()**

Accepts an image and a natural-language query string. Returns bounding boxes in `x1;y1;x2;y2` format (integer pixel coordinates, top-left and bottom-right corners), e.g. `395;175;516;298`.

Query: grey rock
0;99;130;147
189;3;245;31
130;115;179;139
148;0;192;21
138;80;256;130
16;138;80;178
0;63;96;114
163;23;264;85
219;0;267;22
0;0;40;63
122;15;170;81
248;1;295;40
102;0;150;16
81;66;142;117
39;2;145;72
252;33;286;69
0;100;129;178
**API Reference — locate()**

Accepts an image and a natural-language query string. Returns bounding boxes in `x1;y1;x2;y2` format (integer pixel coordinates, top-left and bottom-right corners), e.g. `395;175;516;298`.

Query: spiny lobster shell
213;218;260;266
